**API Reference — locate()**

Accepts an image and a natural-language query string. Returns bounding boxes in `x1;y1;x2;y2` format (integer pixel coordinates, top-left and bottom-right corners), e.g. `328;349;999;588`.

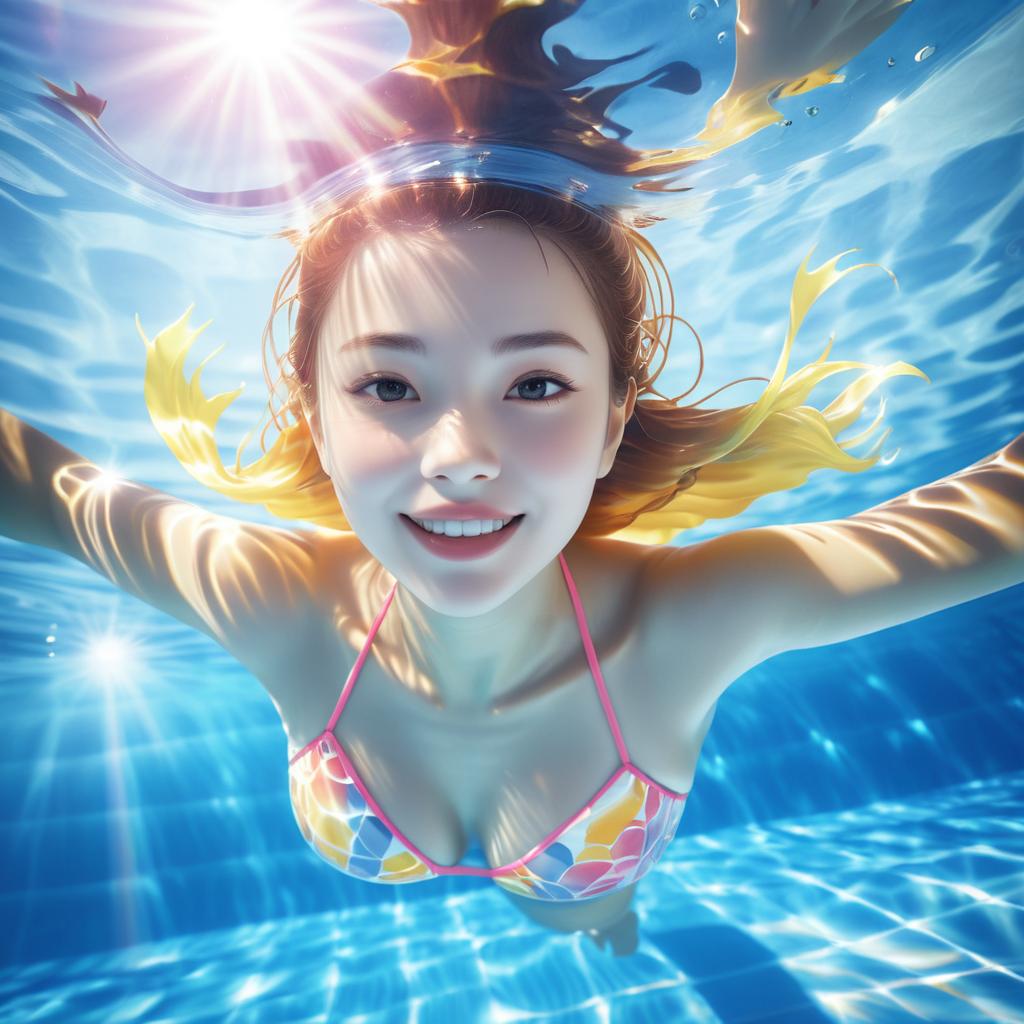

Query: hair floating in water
139;246;929;544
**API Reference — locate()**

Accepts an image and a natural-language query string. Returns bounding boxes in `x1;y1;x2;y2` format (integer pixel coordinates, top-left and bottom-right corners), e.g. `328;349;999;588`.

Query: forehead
326;219;604;347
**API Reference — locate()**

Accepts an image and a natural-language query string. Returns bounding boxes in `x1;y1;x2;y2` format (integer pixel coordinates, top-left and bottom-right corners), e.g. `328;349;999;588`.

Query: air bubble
782;119;793;127
717;30;727;44
689;4;706;20
805;105;819;117
887;56;895;67
914;45;935;62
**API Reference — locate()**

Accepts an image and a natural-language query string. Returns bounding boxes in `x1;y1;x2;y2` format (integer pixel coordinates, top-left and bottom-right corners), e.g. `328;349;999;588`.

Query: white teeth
411;517;514;537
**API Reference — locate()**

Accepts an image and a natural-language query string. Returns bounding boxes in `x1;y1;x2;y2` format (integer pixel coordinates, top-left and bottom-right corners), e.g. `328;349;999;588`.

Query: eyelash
347;372;579;408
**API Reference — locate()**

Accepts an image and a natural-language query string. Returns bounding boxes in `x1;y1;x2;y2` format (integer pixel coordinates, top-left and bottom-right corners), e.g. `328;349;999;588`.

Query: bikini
288;551;689;901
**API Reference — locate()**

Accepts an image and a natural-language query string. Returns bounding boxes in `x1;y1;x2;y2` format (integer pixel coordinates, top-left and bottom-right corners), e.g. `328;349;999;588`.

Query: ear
597;376;637;480
304;401;333;478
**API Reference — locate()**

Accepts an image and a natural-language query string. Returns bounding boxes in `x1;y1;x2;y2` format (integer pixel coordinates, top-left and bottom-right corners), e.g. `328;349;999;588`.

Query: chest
272;540;729;868
273;550;724;870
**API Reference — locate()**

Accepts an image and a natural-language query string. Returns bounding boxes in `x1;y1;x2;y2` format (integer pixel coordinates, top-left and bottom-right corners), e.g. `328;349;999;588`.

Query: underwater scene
0;0;1022;1021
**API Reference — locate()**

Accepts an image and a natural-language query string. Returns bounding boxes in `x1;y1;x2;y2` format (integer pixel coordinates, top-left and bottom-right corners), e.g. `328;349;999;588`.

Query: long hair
138;181;928;545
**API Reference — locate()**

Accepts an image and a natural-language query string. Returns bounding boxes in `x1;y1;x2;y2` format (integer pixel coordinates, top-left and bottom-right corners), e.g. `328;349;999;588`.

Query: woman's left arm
742;432;1024;654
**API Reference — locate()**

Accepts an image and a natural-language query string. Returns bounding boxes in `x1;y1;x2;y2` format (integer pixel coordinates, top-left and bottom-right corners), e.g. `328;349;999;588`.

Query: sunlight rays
67;0;395;195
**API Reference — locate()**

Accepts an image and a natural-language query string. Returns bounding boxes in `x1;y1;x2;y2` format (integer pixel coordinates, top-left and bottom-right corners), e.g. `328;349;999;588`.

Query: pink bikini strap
557;551;631;765
326;555;631;766
327;577;399;732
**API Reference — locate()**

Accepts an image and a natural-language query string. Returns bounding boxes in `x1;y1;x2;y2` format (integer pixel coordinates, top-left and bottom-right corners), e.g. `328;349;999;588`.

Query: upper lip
406;503;521;521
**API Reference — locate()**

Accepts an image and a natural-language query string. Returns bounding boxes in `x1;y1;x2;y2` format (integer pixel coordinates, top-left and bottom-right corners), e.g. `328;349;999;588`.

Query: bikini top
287;551;689;902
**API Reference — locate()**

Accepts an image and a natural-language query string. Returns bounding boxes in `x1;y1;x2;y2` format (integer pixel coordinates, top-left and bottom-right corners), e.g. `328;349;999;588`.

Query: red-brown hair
262;181;757;537
162;177;923;541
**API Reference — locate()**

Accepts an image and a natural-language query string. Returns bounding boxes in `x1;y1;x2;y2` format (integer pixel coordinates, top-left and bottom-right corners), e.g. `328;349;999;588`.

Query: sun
78;0;394;193
85;632;146;688
207;0;298;69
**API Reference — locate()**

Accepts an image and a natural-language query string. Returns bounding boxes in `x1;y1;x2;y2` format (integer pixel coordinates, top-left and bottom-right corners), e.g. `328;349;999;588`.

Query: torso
258;533;738;870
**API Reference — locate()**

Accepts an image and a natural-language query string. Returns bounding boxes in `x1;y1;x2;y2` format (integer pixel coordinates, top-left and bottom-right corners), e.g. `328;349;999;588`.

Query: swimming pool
1;0;1022;1020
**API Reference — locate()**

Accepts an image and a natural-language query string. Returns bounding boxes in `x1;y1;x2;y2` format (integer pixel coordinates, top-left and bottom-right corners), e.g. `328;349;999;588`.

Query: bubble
717;30;727;44
48;651;55;658
689;4;706;20
914;45;935;62
805;105;820;117
45;635;56;644
887;56;895;67
49;622;58;631
782;119;793;127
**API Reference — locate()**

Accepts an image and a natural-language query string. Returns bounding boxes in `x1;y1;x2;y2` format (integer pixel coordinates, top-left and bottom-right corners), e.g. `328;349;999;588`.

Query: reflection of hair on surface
40;0;912;225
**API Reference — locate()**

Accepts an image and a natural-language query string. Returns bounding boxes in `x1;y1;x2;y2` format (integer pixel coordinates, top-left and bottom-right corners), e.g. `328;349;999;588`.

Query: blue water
1;0;1023;1020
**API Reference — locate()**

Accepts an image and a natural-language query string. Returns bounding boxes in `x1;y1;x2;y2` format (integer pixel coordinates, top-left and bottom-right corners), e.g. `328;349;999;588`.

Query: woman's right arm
0;408;324;669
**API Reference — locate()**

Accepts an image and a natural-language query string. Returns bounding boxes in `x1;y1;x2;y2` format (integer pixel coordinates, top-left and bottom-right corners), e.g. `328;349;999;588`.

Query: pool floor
1;771;1021;1023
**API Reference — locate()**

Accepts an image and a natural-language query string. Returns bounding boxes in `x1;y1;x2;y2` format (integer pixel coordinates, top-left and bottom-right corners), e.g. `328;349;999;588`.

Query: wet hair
141;180;927;543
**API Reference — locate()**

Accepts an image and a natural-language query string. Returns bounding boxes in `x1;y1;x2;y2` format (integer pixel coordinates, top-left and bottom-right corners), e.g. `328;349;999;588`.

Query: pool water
1;0;1023;1021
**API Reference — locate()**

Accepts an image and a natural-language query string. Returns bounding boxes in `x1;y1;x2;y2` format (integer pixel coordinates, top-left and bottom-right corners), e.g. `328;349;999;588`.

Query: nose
419;410;500;483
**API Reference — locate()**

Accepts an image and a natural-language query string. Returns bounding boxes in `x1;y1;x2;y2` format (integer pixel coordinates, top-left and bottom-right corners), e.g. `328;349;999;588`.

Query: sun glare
85;633;144;688
75;0;390;193
209;0;295;68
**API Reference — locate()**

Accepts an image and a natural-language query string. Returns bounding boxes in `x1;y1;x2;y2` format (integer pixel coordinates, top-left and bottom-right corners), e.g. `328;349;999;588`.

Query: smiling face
307;218;636;617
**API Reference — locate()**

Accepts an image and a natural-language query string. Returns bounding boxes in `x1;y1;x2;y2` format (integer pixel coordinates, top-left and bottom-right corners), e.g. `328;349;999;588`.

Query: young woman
2;180;1021;957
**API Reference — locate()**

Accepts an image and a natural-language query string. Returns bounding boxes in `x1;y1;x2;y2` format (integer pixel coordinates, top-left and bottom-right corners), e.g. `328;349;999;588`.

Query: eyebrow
338;330;589;357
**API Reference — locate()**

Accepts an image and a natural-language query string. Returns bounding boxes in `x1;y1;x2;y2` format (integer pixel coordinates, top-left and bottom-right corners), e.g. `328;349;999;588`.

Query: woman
2;177;1021;958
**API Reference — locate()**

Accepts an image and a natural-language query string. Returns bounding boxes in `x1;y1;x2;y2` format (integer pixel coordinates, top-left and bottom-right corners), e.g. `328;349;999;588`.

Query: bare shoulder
205;523;362;674
564;533;660;614
630;527;803;720
644;525;810;640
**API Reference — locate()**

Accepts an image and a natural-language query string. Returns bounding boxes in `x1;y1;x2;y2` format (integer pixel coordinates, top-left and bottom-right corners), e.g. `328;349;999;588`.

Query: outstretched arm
649;433;1024;679
761;432;1024;652
0;408;324;672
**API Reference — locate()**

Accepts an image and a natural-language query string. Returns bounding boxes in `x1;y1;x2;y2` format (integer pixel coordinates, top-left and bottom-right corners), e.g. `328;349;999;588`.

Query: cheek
329;435;411;487
512;409;602;476
318;407;411;490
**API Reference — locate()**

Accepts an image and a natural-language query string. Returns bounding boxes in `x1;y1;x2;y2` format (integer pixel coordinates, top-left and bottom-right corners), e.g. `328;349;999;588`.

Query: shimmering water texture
1;773;1022;1022
2;0;1024;1020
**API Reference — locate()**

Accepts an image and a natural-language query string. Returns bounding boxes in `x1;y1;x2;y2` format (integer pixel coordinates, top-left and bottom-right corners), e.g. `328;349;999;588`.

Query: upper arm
49;461;324;670
644;528;812;680
649;445;1024;665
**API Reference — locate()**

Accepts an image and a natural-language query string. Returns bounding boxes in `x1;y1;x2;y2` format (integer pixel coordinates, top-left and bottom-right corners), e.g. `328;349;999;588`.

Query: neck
376;549;575;713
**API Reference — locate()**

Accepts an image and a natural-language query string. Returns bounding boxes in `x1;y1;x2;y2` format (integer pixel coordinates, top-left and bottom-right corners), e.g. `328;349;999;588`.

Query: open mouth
399;513;526;560
402;513;525;536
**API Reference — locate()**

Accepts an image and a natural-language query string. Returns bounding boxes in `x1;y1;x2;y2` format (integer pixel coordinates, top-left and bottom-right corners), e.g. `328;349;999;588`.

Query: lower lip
400;514;525;561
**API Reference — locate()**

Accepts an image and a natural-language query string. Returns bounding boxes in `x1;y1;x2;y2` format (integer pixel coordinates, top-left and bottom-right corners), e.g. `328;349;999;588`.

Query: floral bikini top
287;551;689;902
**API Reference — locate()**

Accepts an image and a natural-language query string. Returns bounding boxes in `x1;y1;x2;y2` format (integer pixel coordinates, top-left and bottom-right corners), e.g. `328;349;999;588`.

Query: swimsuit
288;551;688;901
